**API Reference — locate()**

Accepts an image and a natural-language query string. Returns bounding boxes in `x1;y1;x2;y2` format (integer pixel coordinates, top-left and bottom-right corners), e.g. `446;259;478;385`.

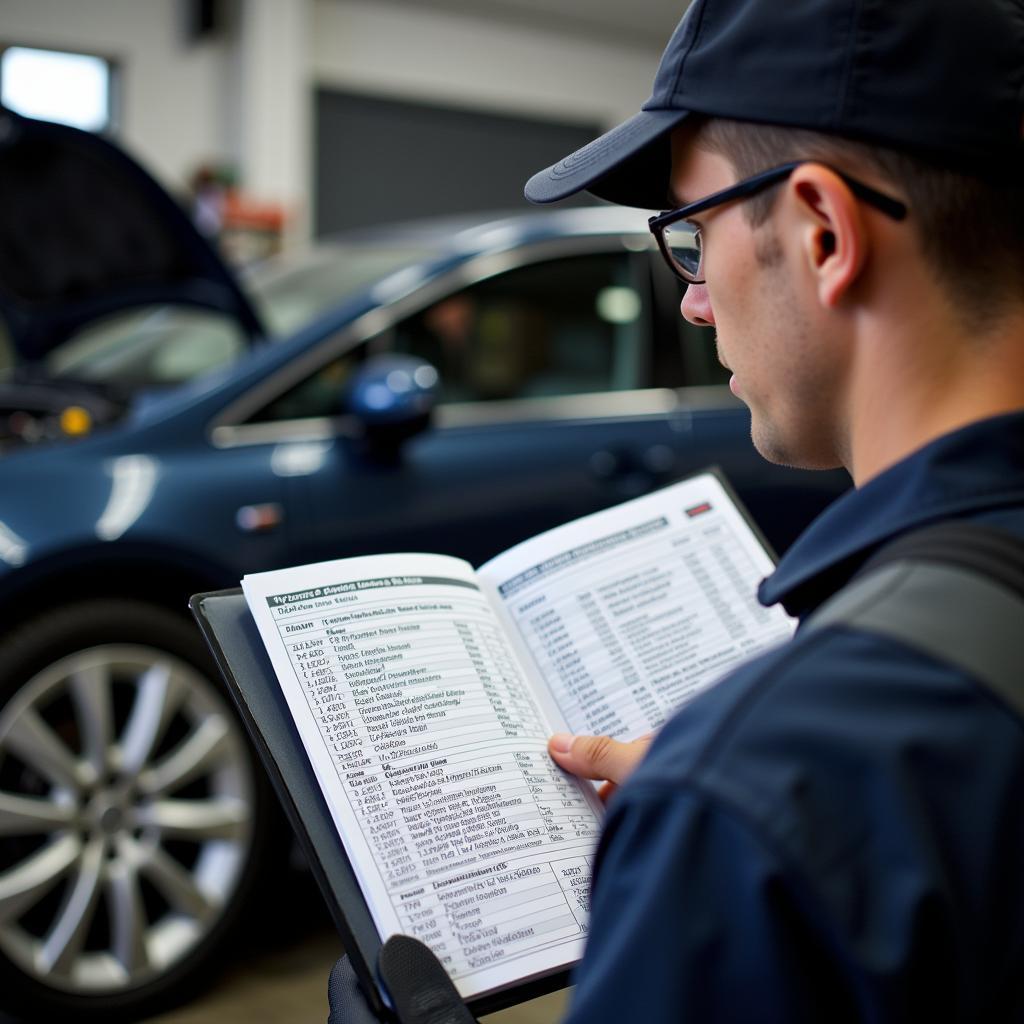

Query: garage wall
0;0;668;239
308;0;666;237
0;0;232;194
310;1;662;129
314;91;600;234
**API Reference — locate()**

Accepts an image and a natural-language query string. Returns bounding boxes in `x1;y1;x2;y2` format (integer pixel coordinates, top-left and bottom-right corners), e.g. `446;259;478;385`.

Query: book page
242;553;601;1001
478;473;793;740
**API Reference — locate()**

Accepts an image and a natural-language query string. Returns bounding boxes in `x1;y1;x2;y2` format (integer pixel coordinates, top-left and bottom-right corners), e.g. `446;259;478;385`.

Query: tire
0;600;281;1021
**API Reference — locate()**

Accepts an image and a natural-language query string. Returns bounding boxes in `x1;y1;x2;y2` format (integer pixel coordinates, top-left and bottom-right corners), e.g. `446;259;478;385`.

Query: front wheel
0;600;278;1021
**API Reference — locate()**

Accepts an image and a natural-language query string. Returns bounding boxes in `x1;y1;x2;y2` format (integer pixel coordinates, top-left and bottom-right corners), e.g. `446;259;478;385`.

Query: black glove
328;935;478;1024
328;953;382;1024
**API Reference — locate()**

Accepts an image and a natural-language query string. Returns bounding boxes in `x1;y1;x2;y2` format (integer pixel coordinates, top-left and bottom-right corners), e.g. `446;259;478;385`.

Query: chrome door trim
210;385;741;450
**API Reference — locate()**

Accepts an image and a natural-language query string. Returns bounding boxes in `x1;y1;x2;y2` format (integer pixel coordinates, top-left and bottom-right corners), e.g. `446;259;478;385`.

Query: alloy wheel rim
0;645;256;995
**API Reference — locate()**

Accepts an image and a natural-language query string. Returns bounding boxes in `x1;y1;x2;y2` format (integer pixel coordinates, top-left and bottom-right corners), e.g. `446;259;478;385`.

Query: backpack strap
802;522;1024;718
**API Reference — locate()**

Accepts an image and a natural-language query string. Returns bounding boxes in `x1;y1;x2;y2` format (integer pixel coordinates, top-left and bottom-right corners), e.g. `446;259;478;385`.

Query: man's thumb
548;733;644;786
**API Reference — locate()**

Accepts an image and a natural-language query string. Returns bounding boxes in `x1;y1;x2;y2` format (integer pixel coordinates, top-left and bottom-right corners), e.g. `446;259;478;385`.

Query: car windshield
249;243;441;336
27;242;437;390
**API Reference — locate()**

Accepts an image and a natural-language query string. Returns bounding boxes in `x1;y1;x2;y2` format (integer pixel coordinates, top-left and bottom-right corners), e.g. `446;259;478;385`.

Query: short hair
696;117;1024;325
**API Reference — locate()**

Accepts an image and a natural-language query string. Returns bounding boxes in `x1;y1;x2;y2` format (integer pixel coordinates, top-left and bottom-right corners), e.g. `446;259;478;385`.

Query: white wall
1;0;232;194
228;0;312;243
1;0;667;238
311;0;662;129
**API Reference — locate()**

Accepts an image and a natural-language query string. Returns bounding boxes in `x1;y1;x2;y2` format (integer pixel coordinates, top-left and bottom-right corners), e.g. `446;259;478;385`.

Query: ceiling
386;0;689;49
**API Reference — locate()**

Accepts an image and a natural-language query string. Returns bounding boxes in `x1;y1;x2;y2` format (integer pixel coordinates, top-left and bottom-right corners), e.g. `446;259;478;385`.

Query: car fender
0;537;237;632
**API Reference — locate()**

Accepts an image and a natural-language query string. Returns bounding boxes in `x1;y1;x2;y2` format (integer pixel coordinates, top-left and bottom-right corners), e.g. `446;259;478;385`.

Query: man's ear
788;164;868;309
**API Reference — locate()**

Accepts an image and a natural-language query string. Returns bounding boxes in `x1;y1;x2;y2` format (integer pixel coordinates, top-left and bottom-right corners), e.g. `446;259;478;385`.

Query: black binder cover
190;589;570;1018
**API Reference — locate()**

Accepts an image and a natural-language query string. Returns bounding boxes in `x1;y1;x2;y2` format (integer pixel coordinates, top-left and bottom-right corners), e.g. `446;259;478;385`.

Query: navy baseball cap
525;0;1024;209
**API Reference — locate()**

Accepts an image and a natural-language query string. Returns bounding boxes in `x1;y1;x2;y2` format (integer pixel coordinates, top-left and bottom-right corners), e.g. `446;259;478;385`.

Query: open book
240;470;792;1004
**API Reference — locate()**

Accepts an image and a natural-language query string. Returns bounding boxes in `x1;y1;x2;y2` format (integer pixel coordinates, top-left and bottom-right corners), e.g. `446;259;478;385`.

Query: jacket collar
759;411;1024;619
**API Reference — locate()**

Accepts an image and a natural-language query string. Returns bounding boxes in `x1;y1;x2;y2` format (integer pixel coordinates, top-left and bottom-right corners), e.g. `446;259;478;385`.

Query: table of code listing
243;556;602;994
489;482;793;741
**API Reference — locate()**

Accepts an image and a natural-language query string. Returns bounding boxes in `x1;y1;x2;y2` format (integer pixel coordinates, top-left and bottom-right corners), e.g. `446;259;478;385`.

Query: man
331;0;1024;1019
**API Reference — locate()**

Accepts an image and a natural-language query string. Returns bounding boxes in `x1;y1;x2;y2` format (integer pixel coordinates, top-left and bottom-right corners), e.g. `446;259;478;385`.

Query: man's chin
750;423;843;472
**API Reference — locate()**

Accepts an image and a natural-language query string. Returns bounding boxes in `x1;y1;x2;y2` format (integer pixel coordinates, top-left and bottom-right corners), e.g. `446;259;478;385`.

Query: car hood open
0;106;265;364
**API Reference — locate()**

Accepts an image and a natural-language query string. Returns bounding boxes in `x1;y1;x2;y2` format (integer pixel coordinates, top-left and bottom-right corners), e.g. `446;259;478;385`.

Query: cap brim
524;108;691;209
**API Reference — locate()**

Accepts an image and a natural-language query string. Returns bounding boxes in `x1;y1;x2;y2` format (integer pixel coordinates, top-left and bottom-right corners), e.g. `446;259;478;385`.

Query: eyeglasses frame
647;160;909;285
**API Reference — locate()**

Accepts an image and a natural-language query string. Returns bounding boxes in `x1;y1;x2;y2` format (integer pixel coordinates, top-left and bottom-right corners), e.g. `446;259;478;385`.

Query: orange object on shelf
222;191;287;233
220;190;290;265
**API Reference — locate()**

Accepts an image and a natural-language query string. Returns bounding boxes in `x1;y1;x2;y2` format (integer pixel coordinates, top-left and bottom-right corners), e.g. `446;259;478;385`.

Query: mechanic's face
671;130;847;470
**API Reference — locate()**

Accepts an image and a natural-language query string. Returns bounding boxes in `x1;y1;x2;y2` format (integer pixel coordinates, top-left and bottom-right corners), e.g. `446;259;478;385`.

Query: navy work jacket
565;412;1024;1023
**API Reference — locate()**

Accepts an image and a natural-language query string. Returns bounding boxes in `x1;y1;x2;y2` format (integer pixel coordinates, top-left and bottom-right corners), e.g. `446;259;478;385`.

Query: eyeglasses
648;161;908;285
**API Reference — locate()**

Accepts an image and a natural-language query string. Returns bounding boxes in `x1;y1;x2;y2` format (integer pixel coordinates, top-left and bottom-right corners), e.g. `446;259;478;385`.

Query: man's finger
328;955;381;1024
548;733;652;788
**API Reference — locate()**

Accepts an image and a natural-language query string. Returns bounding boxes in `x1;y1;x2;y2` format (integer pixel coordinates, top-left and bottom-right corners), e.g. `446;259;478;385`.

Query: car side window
253;347;365;422
391;252;647;403
249;251;649;423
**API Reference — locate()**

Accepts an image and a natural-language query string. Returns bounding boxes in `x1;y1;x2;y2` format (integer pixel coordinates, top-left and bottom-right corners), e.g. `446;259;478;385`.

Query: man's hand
328;955;381;1024
548;732;653;801
329;936;478;1024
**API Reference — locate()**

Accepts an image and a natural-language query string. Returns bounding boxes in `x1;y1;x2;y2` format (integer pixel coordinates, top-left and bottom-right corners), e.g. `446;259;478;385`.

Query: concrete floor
144;878;569;1024
146;923;568;1024
146;926;343;1024
0;873;569;1024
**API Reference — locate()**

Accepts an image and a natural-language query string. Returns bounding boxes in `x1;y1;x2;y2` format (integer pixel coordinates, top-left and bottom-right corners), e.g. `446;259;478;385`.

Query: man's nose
681;284;715;327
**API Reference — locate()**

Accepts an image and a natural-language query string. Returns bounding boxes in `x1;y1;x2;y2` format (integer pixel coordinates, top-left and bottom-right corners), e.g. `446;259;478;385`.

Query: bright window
0;46;113;132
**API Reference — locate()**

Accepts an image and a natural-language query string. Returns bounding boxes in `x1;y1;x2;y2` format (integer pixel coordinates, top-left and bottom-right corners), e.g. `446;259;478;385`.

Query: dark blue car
0;109;849;1020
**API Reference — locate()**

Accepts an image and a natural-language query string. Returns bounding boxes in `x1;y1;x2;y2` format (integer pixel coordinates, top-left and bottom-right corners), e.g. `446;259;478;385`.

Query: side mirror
344;354;439;456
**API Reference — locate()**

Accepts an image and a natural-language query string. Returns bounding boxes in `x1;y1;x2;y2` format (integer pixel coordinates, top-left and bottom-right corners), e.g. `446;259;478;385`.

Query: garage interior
0;2;688;1021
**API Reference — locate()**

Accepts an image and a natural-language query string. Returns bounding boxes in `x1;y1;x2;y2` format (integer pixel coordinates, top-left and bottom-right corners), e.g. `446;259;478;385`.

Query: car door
221;242;845;570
